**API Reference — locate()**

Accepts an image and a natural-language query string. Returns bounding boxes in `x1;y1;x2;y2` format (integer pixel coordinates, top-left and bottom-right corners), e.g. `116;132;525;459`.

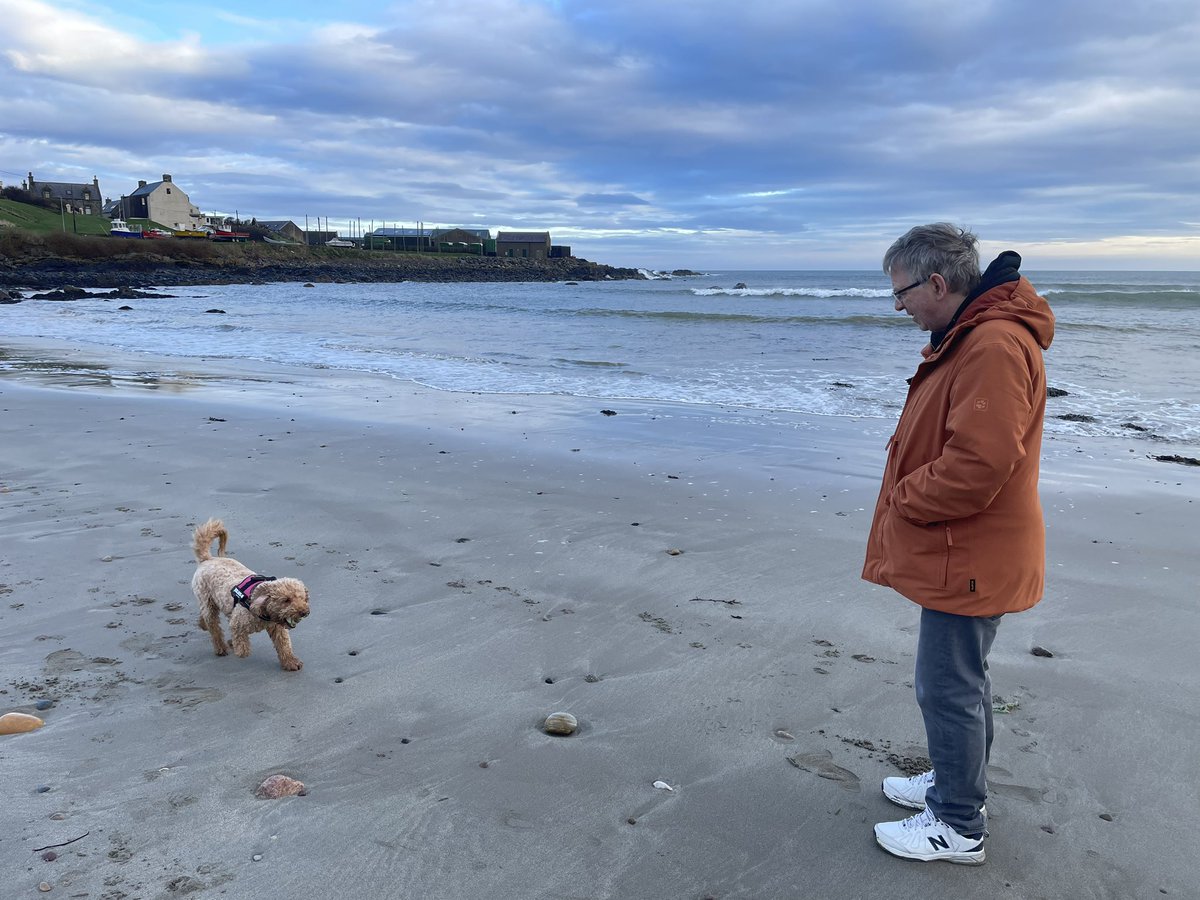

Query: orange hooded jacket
862;255;1055;616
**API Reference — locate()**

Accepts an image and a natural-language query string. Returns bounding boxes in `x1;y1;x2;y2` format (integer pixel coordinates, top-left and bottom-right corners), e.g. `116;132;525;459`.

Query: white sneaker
881;769;988;816
882;770;934;809
874;808;986;865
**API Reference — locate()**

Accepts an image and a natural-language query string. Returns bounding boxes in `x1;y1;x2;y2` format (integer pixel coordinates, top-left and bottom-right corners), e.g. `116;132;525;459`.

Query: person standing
863;223;1055;865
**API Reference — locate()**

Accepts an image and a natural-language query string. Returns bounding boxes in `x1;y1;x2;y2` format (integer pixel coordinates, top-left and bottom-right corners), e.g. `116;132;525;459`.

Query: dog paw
280;659;303;671
214;649;227;657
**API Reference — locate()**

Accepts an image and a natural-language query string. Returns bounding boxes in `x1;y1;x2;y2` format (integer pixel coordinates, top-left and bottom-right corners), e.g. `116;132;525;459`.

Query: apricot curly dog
192;518;310;671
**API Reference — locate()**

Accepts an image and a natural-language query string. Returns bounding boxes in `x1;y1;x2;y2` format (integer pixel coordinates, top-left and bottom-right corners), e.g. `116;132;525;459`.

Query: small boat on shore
109;218;143;239
143;229;172;239
173;228;210;239
325;238;354;248
209;229;250;242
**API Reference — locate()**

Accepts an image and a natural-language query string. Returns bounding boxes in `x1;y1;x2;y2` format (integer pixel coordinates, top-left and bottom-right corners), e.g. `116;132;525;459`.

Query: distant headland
0;230;644;290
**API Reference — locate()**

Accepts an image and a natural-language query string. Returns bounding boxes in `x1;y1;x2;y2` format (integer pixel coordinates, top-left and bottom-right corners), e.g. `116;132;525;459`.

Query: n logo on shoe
928;834;951;851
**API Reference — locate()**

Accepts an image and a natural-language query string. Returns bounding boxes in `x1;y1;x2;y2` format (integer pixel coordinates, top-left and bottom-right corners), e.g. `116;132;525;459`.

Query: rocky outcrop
0;245;643;289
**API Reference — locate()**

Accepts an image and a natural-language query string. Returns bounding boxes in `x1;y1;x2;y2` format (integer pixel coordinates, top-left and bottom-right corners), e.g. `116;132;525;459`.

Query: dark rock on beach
30;285;90;300
1151;454;1200;466
1057;413;1096;423
1047;386;1070;398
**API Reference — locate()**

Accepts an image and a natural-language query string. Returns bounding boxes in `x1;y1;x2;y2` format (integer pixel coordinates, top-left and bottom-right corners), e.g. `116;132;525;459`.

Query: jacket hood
927;251;1055;359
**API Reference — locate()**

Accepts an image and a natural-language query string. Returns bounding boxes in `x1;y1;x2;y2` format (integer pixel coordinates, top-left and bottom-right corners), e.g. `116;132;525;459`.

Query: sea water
2;270;1198;451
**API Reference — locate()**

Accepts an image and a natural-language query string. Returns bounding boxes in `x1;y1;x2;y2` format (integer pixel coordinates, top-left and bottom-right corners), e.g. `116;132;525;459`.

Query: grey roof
369;226;492;238
369;227;430;237
129;180;166;198
30;180;102;200
257;220;299;232
497;231;550;242
372;226;429;237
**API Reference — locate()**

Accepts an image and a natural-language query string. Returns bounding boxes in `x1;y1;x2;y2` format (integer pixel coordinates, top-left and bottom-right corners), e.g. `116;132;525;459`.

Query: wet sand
1;351;1197;899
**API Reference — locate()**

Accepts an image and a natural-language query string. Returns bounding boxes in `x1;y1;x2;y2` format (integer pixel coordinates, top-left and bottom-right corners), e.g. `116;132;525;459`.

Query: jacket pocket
880;511;949;591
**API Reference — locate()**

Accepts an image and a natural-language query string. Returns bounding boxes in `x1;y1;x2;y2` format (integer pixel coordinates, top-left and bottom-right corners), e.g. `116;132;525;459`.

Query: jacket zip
943;525;953;588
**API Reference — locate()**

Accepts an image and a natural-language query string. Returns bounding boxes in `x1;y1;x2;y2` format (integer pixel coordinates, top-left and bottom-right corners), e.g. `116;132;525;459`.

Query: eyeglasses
892;277;927;301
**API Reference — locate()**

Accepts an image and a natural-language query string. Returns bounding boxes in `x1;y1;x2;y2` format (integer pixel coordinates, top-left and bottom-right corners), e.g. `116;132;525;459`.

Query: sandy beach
2;349;1197;899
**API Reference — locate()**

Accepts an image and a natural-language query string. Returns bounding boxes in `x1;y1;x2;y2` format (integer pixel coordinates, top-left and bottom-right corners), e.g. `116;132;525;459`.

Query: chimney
27;172;34;190
162;174;172;183
138;180;147;188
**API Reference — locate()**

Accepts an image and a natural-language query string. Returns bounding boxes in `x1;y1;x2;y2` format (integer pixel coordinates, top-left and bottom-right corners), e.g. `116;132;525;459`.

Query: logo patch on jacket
974;398;989;411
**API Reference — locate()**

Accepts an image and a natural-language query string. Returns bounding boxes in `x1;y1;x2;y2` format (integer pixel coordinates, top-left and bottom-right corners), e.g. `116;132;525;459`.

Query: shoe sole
874;834;986;866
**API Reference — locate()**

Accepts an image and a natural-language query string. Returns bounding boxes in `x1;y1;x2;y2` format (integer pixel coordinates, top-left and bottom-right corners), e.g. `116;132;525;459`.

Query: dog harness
231;574;276;618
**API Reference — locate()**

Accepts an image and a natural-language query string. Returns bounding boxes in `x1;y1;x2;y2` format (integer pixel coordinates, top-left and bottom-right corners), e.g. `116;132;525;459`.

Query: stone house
497;231;551;260
25;172;104;215
116;174;205;230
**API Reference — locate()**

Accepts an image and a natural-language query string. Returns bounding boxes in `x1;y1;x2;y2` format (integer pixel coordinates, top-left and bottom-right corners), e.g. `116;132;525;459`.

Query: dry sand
1;349;1197;899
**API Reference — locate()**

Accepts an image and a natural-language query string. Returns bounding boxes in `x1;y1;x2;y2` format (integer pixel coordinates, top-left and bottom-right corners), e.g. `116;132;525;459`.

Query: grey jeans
914;607;1002;836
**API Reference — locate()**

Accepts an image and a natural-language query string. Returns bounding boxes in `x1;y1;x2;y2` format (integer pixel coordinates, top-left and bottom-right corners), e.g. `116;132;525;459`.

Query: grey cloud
575;193;650;207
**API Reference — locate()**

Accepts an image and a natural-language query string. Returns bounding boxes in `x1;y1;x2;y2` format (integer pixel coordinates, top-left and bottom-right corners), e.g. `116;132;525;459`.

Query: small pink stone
255;774;306;799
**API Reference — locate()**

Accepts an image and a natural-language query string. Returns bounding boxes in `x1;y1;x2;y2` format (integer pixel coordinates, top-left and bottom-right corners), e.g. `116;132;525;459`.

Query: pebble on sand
543;712;578;736
0;712;45;734
255;774;307;799
1031;646;1054;658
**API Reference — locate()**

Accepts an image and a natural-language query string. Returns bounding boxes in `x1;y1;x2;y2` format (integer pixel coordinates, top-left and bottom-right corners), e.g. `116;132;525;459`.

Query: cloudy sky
2;0;1198;269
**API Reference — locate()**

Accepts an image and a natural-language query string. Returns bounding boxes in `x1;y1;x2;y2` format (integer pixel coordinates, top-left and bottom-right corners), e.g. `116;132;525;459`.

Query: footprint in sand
989;780;1050;803
44;649;120;674
787;750;861;791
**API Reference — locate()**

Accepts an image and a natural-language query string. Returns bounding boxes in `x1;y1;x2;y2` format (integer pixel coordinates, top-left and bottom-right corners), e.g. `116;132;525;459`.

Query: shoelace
902;808;940;830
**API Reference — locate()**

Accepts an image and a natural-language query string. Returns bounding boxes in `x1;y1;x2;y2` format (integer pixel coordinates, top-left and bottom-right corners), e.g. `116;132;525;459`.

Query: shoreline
2;349;1197;898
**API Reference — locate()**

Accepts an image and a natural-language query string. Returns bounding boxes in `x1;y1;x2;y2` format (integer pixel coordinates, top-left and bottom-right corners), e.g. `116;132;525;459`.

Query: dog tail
193;518;228;562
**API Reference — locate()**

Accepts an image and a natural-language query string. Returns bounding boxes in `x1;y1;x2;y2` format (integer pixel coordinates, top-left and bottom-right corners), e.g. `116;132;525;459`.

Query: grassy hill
0;198;113;236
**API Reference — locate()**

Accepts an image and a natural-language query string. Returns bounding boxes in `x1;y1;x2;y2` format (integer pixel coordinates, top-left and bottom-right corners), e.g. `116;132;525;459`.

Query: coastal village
5;170;572;260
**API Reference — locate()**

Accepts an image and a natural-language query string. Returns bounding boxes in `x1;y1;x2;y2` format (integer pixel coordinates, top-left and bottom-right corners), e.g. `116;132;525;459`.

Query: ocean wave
689;286;892;298
551;357;633;369
573;307;905;326
1042;289;1200;307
